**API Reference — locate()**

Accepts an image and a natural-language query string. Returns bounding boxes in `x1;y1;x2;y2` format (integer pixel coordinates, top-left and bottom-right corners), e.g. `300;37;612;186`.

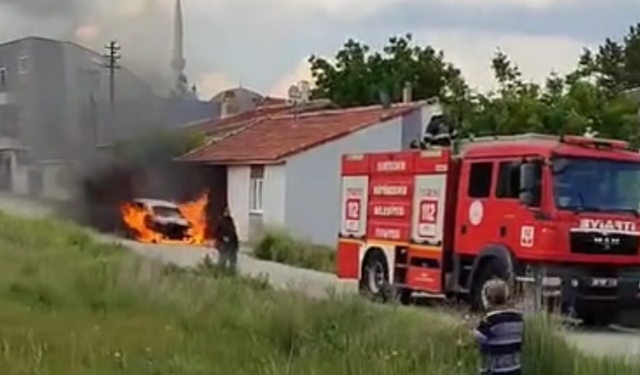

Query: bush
0;212;636;374
254;229;335;272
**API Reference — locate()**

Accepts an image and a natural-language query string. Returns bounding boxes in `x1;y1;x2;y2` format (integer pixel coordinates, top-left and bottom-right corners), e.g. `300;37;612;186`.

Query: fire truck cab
337;132;640;325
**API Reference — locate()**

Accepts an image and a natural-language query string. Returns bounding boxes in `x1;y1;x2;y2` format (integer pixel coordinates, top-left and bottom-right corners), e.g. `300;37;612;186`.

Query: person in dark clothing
215;207;239;272
473;279;524;375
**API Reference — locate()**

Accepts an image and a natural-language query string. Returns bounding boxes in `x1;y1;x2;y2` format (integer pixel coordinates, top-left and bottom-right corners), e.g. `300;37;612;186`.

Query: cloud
265;28;586;98
268;59;313;97
415;28;588;91
0;0;620;102
196;71;237;99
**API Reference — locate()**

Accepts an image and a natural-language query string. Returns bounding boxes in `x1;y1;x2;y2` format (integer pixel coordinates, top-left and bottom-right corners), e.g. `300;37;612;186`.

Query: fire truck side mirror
519;159;543;207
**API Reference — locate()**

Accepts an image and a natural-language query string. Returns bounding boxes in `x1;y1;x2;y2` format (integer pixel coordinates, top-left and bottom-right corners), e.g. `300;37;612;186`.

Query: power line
103;40;121;121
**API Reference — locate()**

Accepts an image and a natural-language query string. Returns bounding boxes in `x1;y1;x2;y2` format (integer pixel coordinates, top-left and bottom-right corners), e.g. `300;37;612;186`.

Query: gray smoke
0;0;87;17
0;0;173;93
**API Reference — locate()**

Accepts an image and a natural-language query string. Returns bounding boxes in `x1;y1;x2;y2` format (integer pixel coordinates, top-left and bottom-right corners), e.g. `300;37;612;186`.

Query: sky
1;0;639;100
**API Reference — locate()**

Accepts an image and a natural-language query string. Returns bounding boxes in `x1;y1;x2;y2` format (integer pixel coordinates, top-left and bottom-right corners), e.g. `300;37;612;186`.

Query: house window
0;68;6;89
18;56;28;74
249;165;264;213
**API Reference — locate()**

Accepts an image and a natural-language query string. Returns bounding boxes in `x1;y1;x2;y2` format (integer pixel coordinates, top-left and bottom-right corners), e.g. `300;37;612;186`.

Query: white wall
10;156;28;196
227;165;250;241
263;164;286;226
285;116;405;246
40;163;73;200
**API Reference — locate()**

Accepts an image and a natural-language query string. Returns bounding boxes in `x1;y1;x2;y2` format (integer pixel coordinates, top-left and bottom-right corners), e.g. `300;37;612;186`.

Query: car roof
132;198;179;208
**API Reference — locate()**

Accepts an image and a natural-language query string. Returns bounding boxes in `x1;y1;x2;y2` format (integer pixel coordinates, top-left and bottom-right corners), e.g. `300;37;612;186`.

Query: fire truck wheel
471;259;508;312
359;251;390;302
575;304;615;327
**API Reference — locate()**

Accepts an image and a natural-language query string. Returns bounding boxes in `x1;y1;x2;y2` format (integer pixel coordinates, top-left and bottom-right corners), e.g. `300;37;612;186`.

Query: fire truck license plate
590;278;617;287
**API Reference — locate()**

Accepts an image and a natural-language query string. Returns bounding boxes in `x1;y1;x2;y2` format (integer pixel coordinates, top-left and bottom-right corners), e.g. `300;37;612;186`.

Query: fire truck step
412;291;447;299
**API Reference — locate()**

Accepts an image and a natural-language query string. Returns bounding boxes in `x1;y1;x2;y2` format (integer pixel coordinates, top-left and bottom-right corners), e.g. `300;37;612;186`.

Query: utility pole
103;40;120;142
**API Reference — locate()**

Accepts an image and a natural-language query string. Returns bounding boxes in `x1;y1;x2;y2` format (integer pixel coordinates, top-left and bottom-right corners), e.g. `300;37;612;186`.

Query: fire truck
336;126;640;325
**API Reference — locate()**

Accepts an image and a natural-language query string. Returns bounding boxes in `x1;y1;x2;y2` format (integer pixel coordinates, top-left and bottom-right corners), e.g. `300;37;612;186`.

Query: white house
179;101;437;246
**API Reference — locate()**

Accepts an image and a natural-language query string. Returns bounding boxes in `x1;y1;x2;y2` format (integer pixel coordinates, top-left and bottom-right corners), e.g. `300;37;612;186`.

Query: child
473;279;524;375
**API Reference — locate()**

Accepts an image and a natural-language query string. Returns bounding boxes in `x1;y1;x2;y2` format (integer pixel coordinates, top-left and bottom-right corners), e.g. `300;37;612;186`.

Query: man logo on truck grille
593;234;619;250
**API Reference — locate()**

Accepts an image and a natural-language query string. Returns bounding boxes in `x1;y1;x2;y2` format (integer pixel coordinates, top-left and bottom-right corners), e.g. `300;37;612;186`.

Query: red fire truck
337;133;640;325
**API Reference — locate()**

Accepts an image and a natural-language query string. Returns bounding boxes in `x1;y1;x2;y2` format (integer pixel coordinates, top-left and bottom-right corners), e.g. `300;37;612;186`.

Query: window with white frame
18;55;28;74
249;165;264;213
250;178;263;212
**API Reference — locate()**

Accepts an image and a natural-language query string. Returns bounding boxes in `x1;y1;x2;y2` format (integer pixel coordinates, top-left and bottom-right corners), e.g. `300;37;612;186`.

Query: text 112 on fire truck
336;109;640;326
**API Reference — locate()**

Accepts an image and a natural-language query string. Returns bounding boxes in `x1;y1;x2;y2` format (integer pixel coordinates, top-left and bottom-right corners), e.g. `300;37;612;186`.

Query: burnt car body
129;198;191;241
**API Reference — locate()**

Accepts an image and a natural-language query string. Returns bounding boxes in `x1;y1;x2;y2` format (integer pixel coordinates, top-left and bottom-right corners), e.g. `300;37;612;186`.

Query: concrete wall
0;37;166;161
226;163;287;242
224;105;427;245
39;162;74;201
262;164;286;226
227;165;250;241
284;115;411;246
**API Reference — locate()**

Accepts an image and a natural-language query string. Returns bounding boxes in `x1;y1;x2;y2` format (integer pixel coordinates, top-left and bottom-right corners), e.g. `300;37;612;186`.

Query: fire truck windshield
552;157;640;215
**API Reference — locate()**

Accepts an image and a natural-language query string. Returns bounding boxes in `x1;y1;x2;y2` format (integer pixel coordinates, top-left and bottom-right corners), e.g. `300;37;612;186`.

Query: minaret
171;0;189;97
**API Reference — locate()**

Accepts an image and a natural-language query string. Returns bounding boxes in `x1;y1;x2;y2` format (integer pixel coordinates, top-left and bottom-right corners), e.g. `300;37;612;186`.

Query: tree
309;33;640;143
465;50;639;142
577;23;640;91
308;34;465;107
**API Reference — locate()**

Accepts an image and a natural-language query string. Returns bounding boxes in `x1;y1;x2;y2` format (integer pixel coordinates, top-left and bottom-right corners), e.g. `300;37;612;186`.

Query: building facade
0;36;165;161
180;101;439;246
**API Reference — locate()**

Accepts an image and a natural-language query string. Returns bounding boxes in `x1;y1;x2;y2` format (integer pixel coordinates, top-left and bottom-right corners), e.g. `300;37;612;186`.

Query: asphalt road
1;195;639;359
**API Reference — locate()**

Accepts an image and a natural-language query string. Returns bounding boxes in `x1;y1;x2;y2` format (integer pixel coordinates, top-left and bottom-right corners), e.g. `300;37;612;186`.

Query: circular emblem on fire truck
469;200;483;226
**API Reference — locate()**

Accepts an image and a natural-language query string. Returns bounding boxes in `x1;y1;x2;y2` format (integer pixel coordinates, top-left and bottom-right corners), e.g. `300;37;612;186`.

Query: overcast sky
1;0;639;100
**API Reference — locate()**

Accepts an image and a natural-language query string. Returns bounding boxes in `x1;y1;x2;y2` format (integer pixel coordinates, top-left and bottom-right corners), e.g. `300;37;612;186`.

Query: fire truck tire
575;305;615;327
359;250;391;302
470;259;508;312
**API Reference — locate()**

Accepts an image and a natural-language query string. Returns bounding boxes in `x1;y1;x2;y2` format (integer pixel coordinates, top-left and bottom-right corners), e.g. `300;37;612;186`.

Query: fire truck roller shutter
468;245;517;311
359;246;395;302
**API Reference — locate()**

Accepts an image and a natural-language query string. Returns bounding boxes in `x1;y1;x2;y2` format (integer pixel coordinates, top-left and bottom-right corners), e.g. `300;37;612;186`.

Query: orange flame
120;192;209;245
178;192;208;244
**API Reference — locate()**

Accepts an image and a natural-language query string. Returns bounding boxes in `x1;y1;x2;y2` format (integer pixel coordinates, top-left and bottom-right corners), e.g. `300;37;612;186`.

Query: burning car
120;194;208;244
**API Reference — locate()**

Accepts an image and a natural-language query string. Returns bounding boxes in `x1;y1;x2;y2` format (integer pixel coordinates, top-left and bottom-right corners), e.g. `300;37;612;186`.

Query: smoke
0;0;86;17
0;0;174;93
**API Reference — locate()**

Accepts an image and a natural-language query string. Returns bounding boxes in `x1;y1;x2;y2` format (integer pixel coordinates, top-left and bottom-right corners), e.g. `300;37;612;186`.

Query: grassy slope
0;213;636;374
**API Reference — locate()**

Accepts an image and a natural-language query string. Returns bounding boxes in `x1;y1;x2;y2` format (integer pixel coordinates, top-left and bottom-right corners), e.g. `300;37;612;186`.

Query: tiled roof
178;103;420;164
182;103;294;135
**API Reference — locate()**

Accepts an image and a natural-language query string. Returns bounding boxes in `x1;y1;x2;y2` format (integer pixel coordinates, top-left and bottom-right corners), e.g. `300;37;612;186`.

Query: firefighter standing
215;207;239;272
473;279;524;375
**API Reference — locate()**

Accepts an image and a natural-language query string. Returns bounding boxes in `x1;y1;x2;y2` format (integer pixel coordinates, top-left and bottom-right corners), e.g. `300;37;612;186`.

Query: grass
0;213;636;374
253;228;335;272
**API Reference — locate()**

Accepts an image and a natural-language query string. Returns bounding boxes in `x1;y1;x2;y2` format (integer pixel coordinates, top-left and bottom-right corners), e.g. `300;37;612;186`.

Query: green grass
253;228;335;272
0;212;636;374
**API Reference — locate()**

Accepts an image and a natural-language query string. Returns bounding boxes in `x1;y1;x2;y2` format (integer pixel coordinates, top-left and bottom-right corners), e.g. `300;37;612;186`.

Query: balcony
0;92;15;106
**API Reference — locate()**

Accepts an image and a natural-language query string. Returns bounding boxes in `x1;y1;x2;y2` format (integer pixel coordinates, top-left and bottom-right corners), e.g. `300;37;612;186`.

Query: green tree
577;23;640;91
466;50;639;141
308;34;465;107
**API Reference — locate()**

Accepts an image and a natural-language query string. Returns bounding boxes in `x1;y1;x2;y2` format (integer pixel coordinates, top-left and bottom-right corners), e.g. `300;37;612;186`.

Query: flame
178;192;208;244
120;192;209;245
